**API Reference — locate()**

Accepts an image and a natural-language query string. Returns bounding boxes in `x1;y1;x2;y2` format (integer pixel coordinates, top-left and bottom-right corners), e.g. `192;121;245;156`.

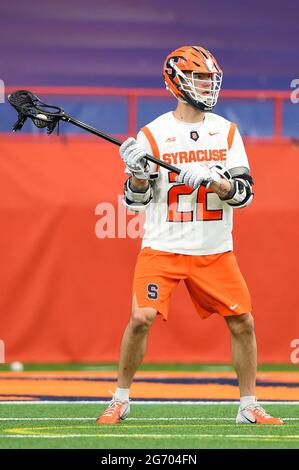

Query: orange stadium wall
0;136;299;363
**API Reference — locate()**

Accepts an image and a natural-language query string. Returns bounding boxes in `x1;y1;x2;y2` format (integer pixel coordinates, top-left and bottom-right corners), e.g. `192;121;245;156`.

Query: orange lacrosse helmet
163;45;223;111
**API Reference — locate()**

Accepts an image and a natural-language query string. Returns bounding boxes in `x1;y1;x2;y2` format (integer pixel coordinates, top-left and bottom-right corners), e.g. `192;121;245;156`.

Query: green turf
0;363;298;372
0;404;298;449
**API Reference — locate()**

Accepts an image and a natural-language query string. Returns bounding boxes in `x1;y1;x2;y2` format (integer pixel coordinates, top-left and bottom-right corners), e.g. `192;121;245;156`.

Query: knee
130;307;157;333
227;312;255;337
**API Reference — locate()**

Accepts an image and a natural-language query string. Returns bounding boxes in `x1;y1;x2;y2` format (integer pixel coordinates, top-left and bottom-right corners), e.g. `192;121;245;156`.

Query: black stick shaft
63;115;181;175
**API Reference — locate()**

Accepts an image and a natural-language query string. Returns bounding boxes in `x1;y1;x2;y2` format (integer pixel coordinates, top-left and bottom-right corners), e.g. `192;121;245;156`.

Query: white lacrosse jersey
136;111;249;255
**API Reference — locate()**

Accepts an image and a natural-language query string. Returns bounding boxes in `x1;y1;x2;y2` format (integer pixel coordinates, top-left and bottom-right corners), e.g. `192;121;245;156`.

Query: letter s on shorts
147;283;159;300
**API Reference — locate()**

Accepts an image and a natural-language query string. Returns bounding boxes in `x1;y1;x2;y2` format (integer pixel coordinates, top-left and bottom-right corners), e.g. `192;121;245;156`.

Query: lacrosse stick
8;89;183;176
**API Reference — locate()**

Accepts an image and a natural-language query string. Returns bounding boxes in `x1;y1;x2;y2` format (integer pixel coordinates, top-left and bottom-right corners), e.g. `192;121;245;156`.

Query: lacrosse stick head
8;90;65;134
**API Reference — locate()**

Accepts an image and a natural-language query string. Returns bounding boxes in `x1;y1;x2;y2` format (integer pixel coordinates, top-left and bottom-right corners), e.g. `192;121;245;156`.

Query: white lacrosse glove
176;164;231;189
209;164;232;187
176;164;212;188
120;137;158;180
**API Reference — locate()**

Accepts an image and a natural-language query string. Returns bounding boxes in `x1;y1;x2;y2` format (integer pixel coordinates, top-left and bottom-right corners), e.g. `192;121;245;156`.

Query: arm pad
220;167;254;208
123;178;153;212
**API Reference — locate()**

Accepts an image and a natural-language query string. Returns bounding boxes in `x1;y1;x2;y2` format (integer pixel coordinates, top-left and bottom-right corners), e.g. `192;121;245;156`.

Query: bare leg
117;296;157;388
225;313;257;397
96;297;157;424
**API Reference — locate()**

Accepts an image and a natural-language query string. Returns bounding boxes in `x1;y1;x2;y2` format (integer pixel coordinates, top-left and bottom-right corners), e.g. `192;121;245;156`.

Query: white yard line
0;433;298;440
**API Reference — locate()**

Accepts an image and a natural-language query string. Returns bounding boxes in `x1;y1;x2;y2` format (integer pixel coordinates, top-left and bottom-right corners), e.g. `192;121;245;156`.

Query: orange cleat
236;403;284;425
96;400;130;424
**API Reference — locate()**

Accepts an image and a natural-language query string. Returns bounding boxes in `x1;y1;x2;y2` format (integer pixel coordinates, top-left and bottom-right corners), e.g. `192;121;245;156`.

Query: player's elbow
227;191;254;209
221;178;254;209
123;178;153;212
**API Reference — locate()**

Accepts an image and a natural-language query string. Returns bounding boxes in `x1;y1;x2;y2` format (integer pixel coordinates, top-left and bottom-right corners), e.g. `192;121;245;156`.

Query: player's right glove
120;137;158;180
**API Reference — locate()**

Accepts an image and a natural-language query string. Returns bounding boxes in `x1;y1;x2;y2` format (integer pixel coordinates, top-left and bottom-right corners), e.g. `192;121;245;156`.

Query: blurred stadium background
0;0;299;367
1;0;299;451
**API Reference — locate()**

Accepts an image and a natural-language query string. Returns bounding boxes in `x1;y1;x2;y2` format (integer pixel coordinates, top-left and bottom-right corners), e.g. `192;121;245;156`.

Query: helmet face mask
178;69;222;110
163;46;223;112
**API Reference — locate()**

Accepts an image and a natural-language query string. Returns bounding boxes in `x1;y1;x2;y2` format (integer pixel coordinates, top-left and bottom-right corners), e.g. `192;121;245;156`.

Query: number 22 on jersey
167;172;223;222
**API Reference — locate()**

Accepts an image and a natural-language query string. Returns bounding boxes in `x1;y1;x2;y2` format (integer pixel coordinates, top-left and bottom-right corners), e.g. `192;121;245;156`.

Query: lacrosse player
97;46;283;425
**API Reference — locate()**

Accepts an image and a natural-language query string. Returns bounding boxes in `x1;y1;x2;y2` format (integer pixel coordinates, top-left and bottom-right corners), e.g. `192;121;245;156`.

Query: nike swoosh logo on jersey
165;136;176;142
230;304;238;310
209;132;219;136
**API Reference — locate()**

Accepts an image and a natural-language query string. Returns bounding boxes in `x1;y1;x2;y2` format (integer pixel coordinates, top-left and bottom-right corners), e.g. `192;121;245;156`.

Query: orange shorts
133;247;252;320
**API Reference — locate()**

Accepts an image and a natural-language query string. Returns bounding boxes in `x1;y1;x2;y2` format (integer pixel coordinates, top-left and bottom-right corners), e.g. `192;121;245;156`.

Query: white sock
114;387;130;402
240;396;257;408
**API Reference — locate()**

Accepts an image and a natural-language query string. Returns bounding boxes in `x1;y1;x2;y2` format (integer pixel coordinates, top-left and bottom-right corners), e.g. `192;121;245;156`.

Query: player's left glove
208;164;232;187
176;164;231;189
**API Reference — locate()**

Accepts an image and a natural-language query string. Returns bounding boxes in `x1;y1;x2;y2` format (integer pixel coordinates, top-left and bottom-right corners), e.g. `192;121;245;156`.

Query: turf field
0;364;298;449
0;403;299;449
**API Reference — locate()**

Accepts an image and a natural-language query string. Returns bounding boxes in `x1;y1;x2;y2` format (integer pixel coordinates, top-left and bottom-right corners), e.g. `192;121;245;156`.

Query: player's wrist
210;179;232;198
130;176;150;191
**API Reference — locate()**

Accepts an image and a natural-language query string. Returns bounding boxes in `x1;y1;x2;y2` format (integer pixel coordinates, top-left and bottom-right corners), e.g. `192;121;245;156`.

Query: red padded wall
0;136;298;363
